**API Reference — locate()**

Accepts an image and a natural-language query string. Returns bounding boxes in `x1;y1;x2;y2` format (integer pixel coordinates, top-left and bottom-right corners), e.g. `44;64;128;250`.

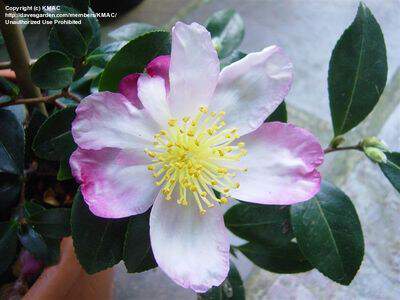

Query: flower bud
361;136;389;152
364;146;387;163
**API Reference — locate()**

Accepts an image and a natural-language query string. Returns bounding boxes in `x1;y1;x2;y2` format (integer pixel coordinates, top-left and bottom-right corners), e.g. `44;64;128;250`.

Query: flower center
145;106;247;215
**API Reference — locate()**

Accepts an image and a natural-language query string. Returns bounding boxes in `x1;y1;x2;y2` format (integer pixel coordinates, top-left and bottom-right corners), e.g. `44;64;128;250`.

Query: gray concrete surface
110;0;400;299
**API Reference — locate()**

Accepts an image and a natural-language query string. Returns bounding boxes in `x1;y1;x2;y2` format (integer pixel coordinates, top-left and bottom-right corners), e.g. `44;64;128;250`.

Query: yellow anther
168;119;177;127
234;182;240;189
146;109;247;215
220;197;228;204
199;106;208;113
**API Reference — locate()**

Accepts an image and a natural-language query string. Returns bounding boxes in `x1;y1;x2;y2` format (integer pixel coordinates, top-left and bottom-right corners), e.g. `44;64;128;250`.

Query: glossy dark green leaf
0;109;24;210
18;225;48;260
25;109;47;161
328;3;387;136
0;77;19;98
87;8;101;53
0;176;21;211
199;261;244;300
220;50;246;69
31;51;74;89
206;9;244;59
290;181;364;285
86;41;128;68
27;208;71;239
24;201;45;218
57;159;73;181
224;203;292;245
71;192;128;274
47;6;93;57
0;109;24;175
238;241;312;274
0;222;18;274
265;101;288;123
379;152;400;193
108;22;156;41
123;209;157;273
99;31;171;92
90;72;102;94
32;106;77;161
70;66;103;98
42;237;61;266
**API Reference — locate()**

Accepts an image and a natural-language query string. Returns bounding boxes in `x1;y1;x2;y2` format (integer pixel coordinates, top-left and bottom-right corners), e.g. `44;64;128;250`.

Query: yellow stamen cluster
145;106;247;215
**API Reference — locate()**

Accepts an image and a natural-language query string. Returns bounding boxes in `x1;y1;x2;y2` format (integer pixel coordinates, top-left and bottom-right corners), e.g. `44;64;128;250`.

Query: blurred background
3;0;399;299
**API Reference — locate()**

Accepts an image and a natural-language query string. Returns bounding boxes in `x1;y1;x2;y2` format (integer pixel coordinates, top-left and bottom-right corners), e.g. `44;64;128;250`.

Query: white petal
209;46;293;136
150;192;229;292
72;92;160;150
137;74;171;127
70;148;158;218
229;122;324;205
168;22;220;119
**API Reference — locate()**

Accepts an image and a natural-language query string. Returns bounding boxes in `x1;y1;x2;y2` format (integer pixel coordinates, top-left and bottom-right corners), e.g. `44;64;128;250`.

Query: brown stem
324;145;362;154
61;89;81;103
0;1;47;116
0;93;62;107
0;59;37;70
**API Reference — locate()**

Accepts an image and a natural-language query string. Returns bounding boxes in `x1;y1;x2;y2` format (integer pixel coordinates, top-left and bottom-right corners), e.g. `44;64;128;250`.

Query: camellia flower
70;22;324;292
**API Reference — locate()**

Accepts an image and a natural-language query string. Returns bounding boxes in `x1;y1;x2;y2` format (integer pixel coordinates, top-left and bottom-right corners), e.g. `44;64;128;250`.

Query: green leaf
25;109;47;161
123;209;157;273
86;41;128;68
206;9;245;59
224;203;292;245
18;225;48;261
0;77;19;98
0;222;18;274
47;6;93;57
31;51;74;89
24;201;45;218
199;261;244;300
0;109;24;210
32;106;77;161
220;50;246;69
379;152;400;193
71;192;128;274
87;8;101;53
57;159;73;181
0;109;24;175
290;181;364;285
42;237;61;266
265;101;288;123
238;242;313;274
108;23;156;41
328;3;387;136
99;31;171;92
27;208;71;239
70;66;103;98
